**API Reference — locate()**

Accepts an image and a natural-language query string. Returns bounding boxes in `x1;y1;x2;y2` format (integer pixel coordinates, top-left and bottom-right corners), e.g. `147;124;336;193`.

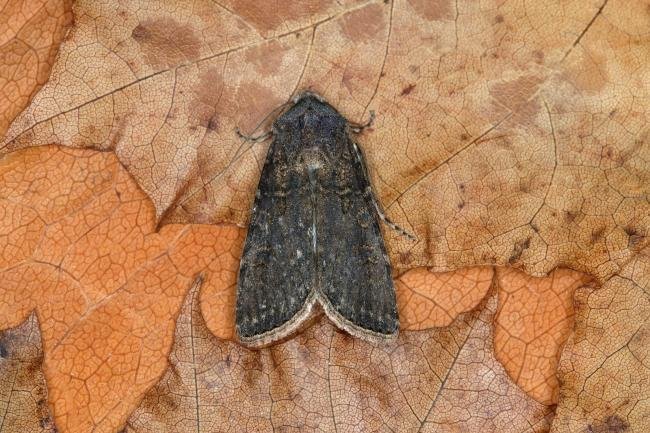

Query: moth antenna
235;128;272;143
349;110;375;134
351;141;416;241
373;206;417;241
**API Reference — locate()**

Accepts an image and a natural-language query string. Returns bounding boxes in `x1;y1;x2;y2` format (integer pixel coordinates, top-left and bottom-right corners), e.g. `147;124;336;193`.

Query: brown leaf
123;277;552;433
3;145;583;433
0;312;57;432
2;0;647;279
0;0;73;137
551;248;650;432
1;0;649;432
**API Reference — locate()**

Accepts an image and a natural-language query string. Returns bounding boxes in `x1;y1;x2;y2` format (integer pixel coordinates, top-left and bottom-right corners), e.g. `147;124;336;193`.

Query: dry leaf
1;145;590;433
1;0;648;432
0;146;243;433
123;277;553;433
551;248;650;432
0;312;57;433
1;0;647;278
494;268;593;405
0;0;73;137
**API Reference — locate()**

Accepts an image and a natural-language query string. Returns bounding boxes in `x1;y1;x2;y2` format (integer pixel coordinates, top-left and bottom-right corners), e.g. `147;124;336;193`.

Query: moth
236;92;410;347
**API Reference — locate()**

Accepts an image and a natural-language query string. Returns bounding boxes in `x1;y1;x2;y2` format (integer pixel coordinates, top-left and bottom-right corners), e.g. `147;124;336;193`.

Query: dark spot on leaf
142;383;178;412
225;353;231;367
508;237;531;264
494;15;504;23
587;415;629;433
353;369;390;409
460;133;469;141
207;116;220;132
399;251;413;264
225;1;331;35
0;339;7;358
33;385;46;402
400;83;416;96
131;18;201;68
190;68;224;131
39;417;54;429
339;4;386;42
591;226;606;244
26;355;44;376
564;210;578;223
244;40;288;75
336;328;353;344
408;0;454;21
131;24;150;41
269;350;280;369
457;201;465;209
624;226;644;248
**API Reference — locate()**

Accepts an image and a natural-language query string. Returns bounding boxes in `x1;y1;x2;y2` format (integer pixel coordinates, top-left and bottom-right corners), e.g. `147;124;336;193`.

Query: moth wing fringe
317;293;399;344
237;291;319;348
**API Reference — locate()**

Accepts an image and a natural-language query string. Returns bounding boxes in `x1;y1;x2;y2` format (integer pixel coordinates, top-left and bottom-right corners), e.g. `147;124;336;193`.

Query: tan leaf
2;0;647;278
1;0;649;432
2;145;585;433
0;0;73;137
0;312;57;432
123;277;552;433
552;248;650;432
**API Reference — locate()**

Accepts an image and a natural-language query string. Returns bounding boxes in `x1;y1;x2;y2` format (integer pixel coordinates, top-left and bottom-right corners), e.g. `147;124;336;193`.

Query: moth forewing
236;93;399;347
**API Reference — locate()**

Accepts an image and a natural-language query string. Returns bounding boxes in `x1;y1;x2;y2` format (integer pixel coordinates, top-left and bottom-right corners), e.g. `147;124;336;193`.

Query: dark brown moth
236;92;410;347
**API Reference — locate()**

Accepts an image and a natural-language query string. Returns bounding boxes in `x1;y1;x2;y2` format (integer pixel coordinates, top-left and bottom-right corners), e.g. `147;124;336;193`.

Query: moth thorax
300;146;329;174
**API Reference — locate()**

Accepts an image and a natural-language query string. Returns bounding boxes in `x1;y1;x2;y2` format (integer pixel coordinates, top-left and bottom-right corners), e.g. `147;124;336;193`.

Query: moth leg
349;111;375;134
235;128;272;143
351;141;417;241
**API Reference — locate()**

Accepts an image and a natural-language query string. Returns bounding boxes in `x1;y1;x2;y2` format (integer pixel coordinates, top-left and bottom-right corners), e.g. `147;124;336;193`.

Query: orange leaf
0;146;243;433
0;0;72;137
494;267;592;405
396;266;494;328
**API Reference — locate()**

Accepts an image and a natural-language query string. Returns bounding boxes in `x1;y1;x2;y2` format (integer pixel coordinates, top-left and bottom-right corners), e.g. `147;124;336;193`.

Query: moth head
275;93;346;136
